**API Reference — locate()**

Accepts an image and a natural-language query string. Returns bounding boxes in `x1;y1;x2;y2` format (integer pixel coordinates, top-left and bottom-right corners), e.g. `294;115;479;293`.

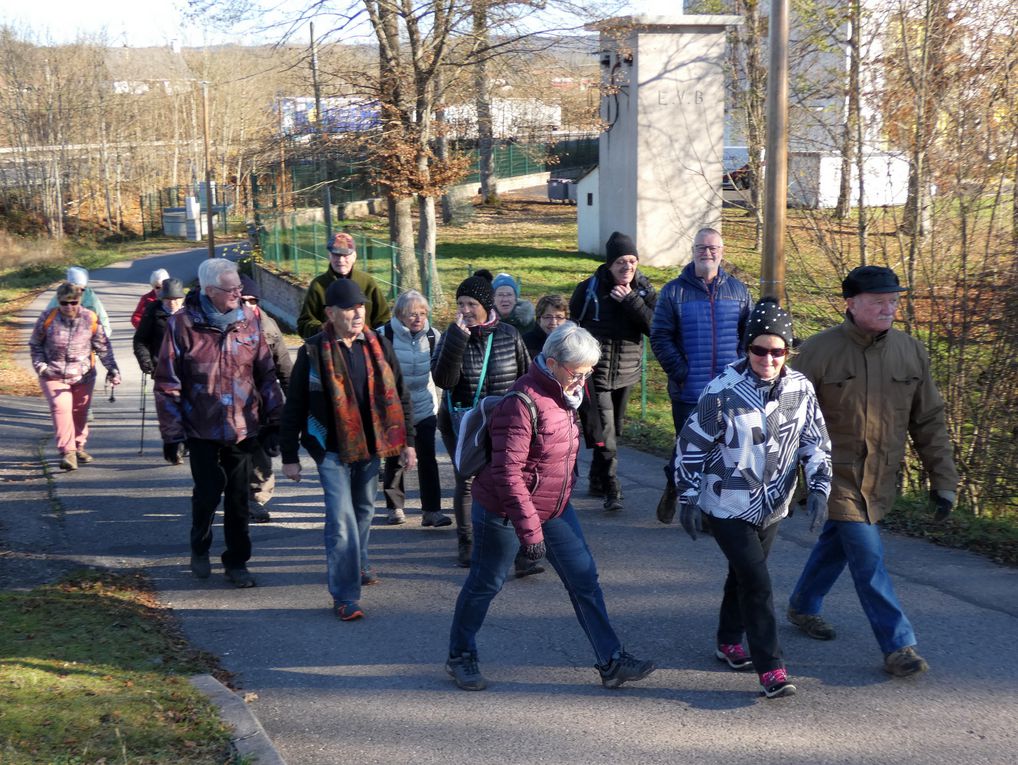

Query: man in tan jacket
786;265;958;678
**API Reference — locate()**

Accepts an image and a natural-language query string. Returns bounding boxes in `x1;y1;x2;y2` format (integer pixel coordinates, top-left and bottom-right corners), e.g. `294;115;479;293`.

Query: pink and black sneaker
715;643;754;671
760;668;797;698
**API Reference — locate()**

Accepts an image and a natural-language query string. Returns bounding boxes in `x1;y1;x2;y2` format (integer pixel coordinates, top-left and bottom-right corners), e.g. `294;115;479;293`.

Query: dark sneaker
597;650;655;689
76;449;94;464
249;501;271;523
422;510;452;527
514;559;545;579
760;668;797;698
716;643;754;671
884;645;929;677
787;607;837;640
446;652;487;691
603;491;624;512
360;569;380;586
190;554;211;579
335;601;365;621
59;452;78;471
457;536;472;568
588;475;606;497
224;567;256;588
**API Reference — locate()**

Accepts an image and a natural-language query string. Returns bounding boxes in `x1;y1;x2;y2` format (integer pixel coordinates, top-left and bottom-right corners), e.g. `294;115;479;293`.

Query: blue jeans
789;520;916;654
448;500;621;666
316;453;380;605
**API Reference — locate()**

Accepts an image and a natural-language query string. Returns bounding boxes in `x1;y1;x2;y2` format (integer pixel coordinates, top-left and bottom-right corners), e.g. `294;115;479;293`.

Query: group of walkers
27;223;958;700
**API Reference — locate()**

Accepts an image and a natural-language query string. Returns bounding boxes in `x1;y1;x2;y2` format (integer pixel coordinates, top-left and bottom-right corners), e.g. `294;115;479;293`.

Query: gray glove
679;502;703;541
806;491;828;532
931;489;955;523
521;541;546;562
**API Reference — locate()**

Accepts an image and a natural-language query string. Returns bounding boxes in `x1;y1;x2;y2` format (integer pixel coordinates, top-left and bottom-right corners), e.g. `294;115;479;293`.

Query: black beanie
744;298;794;347
456;275;495;312
605;231;638;266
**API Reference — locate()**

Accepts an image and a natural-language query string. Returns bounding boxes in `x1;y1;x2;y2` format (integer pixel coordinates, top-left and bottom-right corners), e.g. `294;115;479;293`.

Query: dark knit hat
159;278;185;299
456;274;495;312
325;279;369;309
239;275;260;300
605;231;638;266
841;265;908;297
744;298;794;347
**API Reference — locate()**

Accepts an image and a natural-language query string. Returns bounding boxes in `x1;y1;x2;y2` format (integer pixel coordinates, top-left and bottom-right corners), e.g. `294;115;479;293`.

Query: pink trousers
39;376;94;455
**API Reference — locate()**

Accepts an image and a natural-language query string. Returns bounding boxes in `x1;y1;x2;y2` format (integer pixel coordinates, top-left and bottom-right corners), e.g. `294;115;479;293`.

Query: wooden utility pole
760;0;789;302
201;81;216;259
310;22;333;239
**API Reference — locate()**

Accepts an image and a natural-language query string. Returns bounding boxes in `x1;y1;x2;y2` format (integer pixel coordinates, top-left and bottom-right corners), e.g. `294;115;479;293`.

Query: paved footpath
2;246;1017;765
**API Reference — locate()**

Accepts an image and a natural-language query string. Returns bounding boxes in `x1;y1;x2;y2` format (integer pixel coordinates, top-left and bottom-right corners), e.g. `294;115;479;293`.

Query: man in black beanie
569;231;657;511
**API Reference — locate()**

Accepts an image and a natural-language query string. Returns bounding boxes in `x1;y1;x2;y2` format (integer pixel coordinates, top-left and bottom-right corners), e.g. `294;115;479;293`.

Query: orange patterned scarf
320;324;406;462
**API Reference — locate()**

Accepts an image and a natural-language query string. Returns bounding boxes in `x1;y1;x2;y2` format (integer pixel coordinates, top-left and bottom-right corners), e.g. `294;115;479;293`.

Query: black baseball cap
842;266;908;298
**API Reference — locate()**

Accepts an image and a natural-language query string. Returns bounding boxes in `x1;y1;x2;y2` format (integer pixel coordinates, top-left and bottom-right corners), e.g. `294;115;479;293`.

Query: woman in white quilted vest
376;291;450;529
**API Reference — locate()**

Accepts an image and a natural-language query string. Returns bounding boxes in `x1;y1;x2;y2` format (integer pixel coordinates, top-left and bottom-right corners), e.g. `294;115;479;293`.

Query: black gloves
931;489;955;523
679;502;703;541
521;541;546;562
163;442;185;465
806;491;829;532
259;426;280;458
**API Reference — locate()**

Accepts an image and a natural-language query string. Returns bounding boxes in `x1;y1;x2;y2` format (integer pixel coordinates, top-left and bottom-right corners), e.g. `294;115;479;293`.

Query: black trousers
439;421;473;538
589;385;633;483
187;437;257;570
382;415;442;513
710;516;783;675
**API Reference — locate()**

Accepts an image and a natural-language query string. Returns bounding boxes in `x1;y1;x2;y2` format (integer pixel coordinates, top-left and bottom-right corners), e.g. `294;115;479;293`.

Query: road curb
190;674;287;765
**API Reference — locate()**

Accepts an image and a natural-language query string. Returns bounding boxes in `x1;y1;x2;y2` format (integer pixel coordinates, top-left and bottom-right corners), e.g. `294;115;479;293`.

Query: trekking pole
138;373;147;456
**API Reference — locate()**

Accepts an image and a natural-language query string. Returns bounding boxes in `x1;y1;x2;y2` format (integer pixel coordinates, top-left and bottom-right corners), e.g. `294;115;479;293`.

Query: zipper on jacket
708;282;718;377
552;410;576;517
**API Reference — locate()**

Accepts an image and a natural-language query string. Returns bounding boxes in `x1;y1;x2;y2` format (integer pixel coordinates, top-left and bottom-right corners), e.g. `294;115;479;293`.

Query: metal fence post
290;213;299;277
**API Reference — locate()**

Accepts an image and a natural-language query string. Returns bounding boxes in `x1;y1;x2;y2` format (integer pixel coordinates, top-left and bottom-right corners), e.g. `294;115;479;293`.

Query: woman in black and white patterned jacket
674;298;831;700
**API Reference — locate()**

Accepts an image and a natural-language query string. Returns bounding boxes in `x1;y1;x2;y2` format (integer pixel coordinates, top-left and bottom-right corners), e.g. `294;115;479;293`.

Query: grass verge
884;496;1018;567
0;569;236;764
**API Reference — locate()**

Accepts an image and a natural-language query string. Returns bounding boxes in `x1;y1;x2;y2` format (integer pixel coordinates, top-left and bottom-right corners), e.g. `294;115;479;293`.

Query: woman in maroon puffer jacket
445;323;656;692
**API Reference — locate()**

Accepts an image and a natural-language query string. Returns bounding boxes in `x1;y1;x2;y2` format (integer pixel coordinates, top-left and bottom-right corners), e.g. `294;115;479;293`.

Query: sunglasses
749;345;788;358
59;300;79;306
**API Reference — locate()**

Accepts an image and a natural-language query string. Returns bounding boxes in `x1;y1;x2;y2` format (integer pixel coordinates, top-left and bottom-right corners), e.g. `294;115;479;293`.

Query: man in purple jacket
649;228;751;524
155;258;284;588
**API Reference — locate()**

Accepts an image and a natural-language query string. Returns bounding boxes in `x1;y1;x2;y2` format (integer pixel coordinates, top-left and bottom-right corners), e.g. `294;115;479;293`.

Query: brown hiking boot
59;452;78;471
656;471;677;524
787;607;837;640
884;646;929;677
76;449;94;464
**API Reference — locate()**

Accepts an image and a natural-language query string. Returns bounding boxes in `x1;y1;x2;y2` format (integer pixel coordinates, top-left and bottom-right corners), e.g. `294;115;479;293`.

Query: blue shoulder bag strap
446;331;494;414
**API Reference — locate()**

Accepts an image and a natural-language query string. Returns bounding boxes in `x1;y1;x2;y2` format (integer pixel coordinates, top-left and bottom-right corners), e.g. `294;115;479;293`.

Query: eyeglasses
559;365;593;384
541;314;567;323
210;284;243;295
612;257;638;268
749;345;788;358
243;297;259;305
405;312;428;320
59;300;79;306
694;245;721;254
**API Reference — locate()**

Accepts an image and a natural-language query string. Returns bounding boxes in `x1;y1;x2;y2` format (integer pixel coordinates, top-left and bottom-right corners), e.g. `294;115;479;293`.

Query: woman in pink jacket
445;323;655;692
29;282;121;471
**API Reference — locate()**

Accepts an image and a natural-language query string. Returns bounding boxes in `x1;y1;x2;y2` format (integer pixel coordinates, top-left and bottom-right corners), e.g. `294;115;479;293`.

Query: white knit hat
66;266;89;287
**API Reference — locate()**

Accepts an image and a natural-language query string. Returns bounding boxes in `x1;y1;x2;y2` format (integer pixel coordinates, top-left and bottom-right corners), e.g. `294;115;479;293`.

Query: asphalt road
2;245;1016;765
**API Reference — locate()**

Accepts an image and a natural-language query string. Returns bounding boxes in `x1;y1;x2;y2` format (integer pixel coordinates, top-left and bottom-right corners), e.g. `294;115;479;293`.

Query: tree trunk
835;1;861;222
473;1;497;204
389;195;417;294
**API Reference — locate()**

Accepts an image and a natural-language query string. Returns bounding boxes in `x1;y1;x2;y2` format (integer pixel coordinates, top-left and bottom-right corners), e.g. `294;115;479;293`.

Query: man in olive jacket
786;265;958;679
297;232;391;339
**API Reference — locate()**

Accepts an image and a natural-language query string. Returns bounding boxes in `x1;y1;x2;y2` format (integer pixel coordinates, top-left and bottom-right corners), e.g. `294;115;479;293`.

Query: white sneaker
387;508;406;525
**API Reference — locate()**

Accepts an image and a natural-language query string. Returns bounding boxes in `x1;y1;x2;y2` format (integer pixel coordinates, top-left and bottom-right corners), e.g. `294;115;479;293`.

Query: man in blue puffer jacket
650;227;751;524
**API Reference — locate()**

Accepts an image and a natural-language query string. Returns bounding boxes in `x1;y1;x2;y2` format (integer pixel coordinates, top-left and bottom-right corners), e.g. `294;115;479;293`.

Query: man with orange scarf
281;279;416;621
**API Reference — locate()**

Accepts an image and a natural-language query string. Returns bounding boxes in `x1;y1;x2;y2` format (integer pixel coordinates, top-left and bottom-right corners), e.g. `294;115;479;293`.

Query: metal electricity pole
760;0;789;302
201;81;216;259
310;22;333;239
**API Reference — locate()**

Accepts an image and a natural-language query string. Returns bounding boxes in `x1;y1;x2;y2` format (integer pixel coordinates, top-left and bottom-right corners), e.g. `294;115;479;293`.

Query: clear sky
0;0;686;49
